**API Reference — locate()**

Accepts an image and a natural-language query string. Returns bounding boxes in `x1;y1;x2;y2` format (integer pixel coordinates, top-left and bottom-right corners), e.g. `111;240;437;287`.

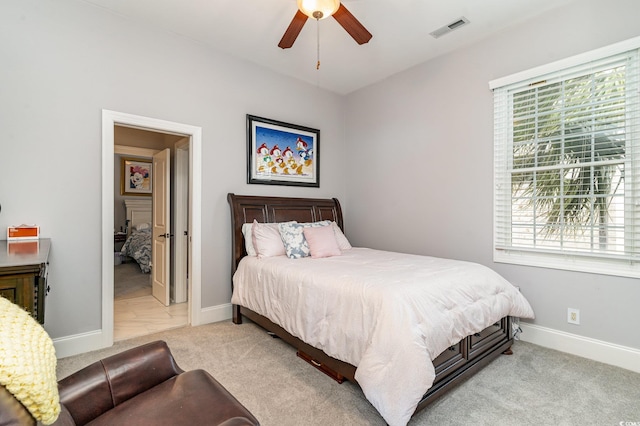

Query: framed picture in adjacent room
121;157;152;196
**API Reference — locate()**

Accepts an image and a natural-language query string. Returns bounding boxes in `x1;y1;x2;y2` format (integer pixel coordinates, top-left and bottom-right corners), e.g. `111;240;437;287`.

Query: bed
227;193;534;426
120;199;152;273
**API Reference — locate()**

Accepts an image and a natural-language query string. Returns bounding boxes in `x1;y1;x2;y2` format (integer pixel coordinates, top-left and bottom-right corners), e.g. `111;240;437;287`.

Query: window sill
494;249;640;279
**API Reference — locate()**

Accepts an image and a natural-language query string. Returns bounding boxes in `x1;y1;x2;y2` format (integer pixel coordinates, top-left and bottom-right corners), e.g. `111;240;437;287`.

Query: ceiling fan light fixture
297;0;340;20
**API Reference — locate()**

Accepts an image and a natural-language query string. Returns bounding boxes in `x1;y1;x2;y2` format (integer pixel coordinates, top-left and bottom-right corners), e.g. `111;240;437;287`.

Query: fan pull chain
316;18;321;70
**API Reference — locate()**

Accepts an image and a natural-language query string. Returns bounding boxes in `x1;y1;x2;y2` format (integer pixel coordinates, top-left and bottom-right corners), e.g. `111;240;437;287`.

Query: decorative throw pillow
241;223;257;256
252;220;294;258
278;220;331;259
304;225;342;258
331;222;352;250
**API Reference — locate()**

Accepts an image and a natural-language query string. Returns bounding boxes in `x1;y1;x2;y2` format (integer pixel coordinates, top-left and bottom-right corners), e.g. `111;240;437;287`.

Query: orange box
7;225;40;240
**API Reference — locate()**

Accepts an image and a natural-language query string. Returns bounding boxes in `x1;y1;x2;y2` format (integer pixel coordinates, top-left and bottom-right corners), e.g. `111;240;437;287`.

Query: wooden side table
114;232;127;253
0;239;50;324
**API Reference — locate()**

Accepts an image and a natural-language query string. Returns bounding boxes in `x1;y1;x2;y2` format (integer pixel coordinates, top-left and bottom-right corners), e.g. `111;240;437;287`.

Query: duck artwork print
255;127;314;177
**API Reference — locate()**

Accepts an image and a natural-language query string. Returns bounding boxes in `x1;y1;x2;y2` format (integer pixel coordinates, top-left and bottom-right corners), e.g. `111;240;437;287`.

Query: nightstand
114;232;127;252
0;239;50;324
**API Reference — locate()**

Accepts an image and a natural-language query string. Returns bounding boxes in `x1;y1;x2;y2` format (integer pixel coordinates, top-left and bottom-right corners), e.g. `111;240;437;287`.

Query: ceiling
81;0;576;95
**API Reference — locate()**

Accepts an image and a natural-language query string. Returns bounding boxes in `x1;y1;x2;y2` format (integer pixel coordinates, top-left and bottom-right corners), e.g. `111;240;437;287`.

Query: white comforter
231;248;534;426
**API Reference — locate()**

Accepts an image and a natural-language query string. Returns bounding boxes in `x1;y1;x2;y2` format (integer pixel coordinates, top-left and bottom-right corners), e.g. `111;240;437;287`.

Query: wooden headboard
227;193;344;276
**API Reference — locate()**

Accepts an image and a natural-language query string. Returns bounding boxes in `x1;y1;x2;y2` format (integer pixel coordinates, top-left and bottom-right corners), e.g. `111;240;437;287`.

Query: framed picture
247;114;319;187
121;157;152;196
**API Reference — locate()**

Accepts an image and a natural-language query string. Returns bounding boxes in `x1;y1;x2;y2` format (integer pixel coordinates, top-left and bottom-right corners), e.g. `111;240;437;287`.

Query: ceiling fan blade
278;10;308;49
332;3;372;45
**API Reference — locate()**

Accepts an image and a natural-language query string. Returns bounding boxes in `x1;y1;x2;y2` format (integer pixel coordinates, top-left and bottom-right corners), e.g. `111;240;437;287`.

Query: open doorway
101;110;202;349
113;127;188;341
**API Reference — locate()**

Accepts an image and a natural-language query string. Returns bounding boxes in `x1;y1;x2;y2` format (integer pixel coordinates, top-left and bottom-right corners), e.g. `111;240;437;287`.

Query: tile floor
114;295;188;341
114;261;189;341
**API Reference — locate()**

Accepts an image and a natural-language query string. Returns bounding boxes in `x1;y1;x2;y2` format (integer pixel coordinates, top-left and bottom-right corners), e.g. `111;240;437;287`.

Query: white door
152;148;171;306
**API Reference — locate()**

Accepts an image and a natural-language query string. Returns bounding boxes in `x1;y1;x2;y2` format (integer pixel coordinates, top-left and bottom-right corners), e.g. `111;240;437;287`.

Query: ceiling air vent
429;16;470;39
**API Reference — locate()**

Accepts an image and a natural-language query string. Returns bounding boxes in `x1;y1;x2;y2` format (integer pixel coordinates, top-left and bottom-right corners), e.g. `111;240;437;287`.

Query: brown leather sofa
0;340;260;426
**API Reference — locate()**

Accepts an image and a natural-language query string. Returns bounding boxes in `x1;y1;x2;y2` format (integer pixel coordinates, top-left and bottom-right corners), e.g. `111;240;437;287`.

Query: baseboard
53;329;106;359
198;302;233;324
53;304;233;359
519;323;640;374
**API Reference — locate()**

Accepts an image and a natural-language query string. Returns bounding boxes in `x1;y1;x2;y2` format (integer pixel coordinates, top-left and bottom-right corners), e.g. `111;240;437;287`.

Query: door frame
101;109;202;347
174;140;189;303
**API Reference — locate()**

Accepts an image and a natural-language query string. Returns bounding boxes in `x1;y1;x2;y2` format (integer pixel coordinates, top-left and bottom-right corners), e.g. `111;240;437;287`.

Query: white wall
0;0;347;341
344;0;640;354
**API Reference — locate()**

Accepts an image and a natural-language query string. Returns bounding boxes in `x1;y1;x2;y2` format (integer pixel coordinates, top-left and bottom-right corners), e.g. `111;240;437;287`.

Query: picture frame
247;114;319;187
121;157;152;196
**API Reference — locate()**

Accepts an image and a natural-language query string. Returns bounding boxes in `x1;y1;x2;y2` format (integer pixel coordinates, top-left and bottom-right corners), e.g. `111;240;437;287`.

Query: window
491;38;640;277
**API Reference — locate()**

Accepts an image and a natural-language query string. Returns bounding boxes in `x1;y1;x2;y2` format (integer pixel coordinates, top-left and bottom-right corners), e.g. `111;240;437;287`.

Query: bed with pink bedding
228;193;534;426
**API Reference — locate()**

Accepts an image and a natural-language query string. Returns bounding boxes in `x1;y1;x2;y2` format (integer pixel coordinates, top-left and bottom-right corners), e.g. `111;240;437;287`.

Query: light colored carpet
56;321;640;425
114;262;151;300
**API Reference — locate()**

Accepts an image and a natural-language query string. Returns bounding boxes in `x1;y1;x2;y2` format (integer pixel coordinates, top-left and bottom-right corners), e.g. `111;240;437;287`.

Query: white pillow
331;222;352;250
252;220;295;258
135;222;150;231
278;221;331;259
241;223;257;256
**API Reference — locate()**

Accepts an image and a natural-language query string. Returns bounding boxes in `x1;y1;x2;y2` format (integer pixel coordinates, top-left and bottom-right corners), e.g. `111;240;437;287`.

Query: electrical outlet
568;308;580;325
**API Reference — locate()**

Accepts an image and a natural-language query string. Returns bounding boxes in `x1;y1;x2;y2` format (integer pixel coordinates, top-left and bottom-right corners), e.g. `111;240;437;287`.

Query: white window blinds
492;40;640;277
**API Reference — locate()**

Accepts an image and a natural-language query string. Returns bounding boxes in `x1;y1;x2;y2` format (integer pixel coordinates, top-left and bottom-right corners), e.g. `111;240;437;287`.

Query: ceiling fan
278;0;373;49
